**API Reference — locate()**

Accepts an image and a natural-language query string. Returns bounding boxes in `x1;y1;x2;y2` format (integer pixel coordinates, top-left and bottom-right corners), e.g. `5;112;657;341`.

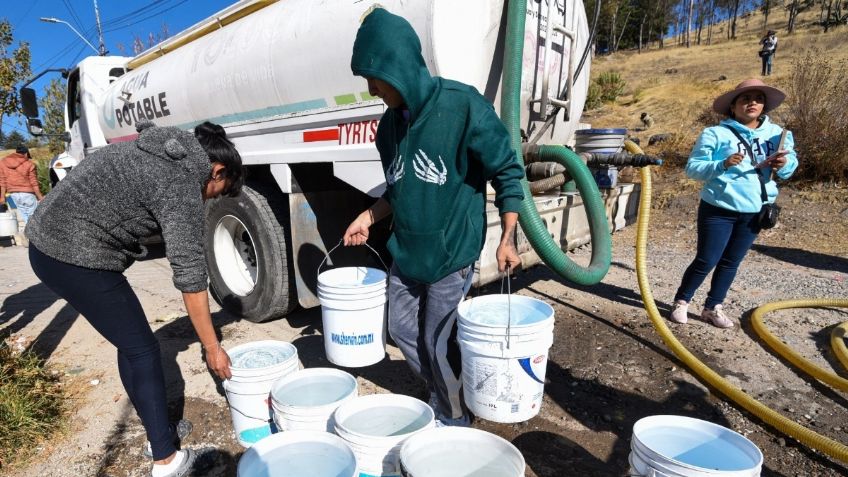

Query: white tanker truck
20;0;641;322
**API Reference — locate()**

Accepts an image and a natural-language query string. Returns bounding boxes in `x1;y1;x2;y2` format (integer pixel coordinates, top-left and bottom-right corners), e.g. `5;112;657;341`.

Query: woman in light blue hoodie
669;79;798;328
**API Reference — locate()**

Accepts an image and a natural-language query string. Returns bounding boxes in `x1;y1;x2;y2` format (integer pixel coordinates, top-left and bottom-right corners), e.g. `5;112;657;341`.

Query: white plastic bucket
334;394;435;477
457;294;555;423
318;266;388;368
574;128;627;154
0;212;17;237
629;415;763;477
271;368;358;432
224;341;299;447
237;430;359;477
399;427;525;477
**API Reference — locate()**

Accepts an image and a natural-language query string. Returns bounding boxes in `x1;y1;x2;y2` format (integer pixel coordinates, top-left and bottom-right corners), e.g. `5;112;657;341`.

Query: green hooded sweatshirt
351;7;525;284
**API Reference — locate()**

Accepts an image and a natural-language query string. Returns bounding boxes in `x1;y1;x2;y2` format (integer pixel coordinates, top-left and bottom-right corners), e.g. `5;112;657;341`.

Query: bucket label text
331;332;374;346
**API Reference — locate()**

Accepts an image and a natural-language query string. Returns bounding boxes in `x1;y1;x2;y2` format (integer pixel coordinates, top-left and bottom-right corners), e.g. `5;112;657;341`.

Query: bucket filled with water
317;243;388;368
334;394;435;477
237;430;358;477
0;211;17;237
399;427;525;477
224;340;299;447
270;367;358;432
457;294;555;423
629;415;763;477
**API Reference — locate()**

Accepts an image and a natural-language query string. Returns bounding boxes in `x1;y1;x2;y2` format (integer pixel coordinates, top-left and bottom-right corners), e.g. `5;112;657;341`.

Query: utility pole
94;0;107;56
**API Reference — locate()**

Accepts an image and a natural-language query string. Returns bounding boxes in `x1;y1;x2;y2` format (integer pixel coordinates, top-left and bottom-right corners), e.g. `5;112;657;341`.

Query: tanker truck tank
81;0;596;322
97;0;590;150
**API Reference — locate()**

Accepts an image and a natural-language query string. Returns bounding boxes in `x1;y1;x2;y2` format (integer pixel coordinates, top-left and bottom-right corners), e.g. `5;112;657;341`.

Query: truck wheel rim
213;215;259;296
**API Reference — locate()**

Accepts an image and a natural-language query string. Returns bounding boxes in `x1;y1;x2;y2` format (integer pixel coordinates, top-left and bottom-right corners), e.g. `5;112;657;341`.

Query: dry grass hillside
585;8;848;159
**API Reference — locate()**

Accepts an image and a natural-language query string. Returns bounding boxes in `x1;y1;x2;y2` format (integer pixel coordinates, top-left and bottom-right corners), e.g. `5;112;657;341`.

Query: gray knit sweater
27;123;212;292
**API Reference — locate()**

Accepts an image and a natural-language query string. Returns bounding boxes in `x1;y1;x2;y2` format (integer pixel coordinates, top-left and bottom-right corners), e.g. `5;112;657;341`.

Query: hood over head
134;120;211;184
350;7;436;121
2;152;30;170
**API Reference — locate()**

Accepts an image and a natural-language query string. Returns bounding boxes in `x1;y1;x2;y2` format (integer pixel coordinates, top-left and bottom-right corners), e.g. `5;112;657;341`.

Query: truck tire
205;182;296;322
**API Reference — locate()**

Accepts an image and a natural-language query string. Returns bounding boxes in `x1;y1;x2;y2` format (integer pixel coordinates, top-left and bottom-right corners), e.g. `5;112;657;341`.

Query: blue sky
3;0;236;136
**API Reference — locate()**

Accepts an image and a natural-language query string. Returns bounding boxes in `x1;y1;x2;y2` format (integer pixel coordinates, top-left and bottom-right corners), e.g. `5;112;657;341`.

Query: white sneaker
702;304;733;328
669;300;689;324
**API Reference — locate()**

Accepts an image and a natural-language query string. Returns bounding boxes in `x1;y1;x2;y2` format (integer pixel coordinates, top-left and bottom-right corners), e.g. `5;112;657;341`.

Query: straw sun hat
712;78;786;116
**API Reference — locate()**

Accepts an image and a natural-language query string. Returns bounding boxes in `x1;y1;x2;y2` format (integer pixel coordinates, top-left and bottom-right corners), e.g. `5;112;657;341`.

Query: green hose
500;0;611;285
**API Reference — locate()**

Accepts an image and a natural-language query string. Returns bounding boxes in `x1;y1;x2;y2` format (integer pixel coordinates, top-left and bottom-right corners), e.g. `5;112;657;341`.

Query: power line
61;0;88;34
13;0;44;25
103;0;190;33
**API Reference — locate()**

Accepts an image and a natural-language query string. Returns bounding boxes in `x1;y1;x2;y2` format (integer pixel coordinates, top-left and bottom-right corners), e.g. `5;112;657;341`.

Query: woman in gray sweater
26;121;243;477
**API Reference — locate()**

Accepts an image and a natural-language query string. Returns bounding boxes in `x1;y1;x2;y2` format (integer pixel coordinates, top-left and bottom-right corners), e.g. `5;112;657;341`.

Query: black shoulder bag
723;125;780;230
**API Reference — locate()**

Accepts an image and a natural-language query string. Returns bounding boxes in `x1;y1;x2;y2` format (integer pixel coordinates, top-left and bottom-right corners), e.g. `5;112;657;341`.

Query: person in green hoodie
343;6;525;426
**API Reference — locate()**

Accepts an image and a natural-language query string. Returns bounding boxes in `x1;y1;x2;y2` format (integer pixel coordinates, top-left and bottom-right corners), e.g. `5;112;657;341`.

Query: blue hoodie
685;117;798;213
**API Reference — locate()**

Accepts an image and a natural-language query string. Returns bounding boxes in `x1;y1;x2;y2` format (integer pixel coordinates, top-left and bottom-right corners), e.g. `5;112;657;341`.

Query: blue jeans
674;201;760;309
10;192;38;224
29;245;178;460
388;264;473;420
761;53;773;75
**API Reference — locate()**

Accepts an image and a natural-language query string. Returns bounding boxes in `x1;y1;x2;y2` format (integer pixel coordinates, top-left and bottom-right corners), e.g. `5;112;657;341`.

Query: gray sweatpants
387;263;473;420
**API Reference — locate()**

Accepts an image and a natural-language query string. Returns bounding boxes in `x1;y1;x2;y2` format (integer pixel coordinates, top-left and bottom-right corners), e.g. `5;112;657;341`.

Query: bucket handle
317;238;389;277
222;384;274;422
499;265;513;349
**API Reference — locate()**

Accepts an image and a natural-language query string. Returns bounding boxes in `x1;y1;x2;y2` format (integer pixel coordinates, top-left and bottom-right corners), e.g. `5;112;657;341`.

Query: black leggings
29;246;177;460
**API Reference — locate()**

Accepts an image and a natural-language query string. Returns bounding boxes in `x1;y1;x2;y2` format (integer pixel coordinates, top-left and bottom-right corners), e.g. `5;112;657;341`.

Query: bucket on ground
224;340;299;447
334;394;435;477
457;294;555;423
0;212;18;237
237;430;358;477
271;367;358;432
399;427;525;477
317;242;388;368
629;415;763;477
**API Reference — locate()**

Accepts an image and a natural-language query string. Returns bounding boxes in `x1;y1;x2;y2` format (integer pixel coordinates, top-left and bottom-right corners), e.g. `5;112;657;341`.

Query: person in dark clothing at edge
343;6;525;427
26;121;243;477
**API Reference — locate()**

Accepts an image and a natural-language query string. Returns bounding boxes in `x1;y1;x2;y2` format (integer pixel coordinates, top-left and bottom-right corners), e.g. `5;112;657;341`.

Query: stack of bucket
223;340;299;447
400;427;526;477
237;430;359;477
333;394;435;477
457;294;555;423
629;415;763;477
317;265;388;368
270;367;358;432
574;128;627;188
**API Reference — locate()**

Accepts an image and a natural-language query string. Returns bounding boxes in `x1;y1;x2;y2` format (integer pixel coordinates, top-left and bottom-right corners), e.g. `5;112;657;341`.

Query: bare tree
730;0;742;38
686;0;695;46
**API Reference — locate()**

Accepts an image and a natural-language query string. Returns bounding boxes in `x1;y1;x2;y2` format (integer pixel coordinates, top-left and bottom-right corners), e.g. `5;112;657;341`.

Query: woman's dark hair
195;121;244;197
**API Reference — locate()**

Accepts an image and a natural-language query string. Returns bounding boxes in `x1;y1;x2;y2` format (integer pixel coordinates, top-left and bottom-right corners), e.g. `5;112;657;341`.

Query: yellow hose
833;322;848;372
628;139;848;463
751;299;848;392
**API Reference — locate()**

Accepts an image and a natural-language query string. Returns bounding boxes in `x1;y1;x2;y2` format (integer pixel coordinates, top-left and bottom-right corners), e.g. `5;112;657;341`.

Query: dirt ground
1;171;847;476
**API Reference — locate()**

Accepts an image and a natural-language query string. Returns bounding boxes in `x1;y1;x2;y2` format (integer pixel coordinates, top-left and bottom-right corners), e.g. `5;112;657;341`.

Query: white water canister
224;340;299;447
334;394;435;477
0;212;17;237
318;265;388;368
399;427;525;477
457;294;555;423
237;430;359;477
270;367;358;433
629;415;763;477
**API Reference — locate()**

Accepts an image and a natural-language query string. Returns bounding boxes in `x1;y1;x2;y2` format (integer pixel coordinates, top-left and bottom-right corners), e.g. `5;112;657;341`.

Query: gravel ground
2;172;847;476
